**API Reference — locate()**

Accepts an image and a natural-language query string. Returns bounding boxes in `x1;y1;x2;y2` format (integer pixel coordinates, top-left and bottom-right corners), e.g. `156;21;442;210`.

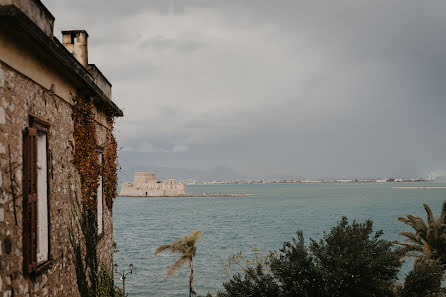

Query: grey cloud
45;0;210;21
139;35;206;52
107;60;161;82
42;0;446;179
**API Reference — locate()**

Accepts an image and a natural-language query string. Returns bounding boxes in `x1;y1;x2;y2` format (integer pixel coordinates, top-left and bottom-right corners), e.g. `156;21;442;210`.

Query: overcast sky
44;0;446;179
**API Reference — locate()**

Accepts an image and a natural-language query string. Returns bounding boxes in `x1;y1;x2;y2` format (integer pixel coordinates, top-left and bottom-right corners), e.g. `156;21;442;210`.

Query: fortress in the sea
119;172;187;197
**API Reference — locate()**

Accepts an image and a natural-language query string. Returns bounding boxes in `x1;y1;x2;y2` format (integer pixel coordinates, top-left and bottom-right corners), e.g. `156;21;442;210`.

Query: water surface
113;183;446;296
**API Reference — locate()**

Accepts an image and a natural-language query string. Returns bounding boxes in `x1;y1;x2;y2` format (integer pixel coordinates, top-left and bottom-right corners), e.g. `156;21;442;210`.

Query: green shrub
217;217;402;297
310;217;401;297
399;257;444;297
96;264;126;297
270;231;322;296
218;264;280;297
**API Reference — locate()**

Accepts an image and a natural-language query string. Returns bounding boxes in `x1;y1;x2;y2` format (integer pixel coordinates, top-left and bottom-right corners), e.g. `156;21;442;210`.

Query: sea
113;182;446;296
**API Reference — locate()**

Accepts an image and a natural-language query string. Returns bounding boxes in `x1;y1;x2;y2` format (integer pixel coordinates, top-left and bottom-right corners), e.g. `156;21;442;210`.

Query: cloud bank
44;0;446;179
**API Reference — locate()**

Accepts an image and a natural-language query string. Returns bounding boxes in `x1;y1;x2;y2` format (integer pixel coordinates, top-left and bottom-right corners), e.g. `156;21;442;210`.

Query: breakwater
393;186;446;190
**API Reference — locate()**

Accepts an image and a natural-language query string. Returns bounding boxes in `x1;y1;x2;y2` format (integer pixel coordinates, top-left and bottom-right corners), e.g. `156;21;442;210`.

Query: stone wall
120;173;187;197
133;172;156;187
0;0;55;37
87;65;112;99
0;58;113;296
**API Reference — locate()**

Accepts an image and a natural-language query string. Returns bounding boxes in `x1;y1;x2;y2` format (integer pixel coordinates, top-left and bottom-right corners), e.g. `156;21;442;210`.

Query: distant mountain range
117;151;437;183
118;165;242;183
117;152;242;182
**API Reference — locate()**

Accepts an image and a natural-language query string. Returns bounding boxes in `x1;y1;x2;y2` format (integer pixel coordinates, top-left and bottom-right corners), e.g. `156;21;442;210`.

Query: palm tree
154;230;202;296
398;202;446;264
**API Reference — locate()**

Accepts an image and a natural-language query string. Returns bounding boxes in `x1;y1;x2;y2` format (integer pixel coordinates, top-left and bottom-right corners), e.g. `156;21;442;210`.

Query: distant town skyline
44;0;446;179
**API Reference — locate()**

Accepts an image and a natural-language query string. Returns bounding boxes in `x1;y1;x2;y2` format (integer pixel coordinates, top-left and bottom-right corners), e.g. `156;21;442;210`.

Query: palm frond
154;243;174;257
400;231;424;245
408;215;429;231
168;239;189;254
439;202;446;224
424;204;436;226
166;255;189;278
400;252;424;261
189;230;202;241
154;230;202;278
397;241;424;251
398;203;446;263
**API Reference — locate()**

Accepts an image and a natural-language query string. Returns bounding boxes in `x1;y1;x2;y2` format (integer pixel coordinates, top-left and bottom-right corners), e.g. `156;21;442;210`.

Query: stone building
120;172;187;197
0;1;123;296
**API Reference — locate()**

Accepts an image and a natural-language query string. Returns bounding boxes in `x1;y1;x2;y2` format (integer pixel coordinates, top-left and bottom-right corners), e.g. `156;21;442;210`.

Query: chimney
62;30;89;67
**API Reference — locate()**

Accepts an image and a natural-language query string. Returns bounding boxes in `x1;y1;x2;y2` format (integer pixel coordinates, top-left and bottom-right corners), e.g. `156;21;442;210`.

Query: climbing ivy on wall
72;95;100;211
70;96;119;296
103;116;118;210
71;95;100;296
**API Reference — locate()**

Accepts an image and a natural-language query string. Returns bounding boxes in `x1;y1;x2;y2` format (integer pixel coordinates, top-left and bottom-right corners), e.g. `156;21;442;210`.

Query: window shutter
23;127;38;273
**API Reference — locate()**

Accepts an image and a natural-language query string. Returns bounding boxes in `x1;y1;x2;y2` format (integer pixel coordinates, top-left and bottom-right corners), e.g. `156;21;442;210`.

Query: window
97;150;104;235
23;117;50;273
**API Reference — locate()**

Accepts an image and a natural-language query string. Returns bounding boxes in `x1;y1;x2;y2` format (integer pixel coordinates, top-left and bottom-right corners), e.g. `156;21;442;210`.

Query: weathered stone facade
0;1;122;296
120;172;187;197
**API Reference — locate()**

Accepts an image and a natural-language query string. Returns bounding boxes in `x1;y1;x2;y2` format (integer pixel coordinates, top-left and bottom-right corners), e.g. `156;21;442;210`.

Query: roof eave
0;5;123;117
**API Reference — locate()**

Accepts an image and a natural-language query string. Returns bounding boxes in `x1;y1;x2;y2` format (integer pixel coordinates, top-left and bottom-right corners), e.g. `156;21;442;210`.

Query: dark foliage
218;264;280;297
270;231;323;297
218;217;402;297
310;217;401;297
400;257;444;297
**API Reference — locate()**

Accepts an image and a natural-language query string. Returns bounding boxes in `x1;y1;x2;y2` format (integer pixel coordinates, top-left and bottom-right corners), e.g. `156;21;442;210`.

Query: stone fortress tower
119;172;187;197
133;172;156;186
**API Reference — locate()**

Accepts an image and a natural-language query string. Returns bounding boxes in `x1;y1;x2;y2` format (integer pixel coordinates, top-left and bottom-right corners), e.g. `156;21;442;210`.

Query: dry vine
71;95;100;211
103;116;118;210
69;95;120;296
3;144;22;225
71;95;100;296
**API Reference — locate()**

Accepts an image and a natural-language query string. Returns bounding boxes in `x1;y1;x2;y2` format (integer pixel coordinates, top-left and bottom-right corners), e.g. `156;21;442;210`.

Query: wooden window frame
23;116;52;275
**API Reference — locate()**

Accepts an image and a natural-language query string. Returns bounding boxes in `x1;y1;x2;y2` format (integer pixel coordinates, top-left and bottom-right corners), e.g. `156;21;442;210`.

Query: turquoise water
113;183;446;296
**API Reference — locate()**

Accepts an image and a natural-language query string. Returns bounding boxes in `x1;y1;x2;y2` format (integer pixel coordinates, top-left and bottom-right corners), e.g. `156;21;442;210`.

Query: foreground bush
309;218;401;296
399;257;445;297
218;217;403;297
270;231;321;296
